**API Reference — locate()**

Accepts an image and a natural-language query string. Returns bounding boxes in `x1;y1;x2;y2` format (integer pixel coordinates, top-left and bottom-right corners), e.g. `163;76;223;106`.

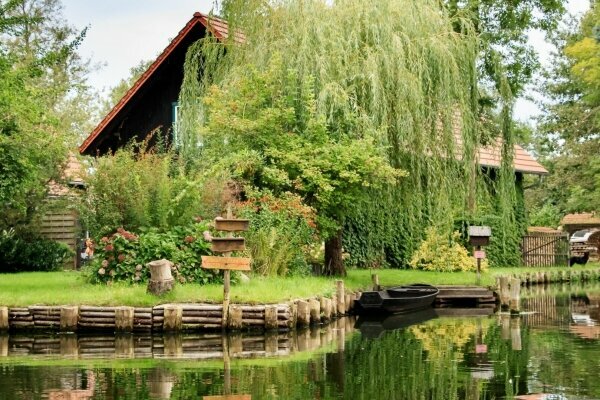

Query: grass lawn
0;263;598;307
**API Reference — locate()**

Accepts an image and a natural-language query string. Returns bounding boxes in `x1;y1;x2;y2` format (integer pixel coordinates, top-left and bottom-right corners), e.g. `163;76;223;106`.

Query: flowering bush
236;190;316;276
409;227;488;272
86;223;218;285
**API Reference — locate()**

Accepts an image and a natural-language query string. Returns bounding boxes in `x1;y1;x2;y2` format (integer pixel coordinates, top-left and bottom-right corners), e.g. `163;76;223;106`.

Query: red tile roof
478;139;548;175
79;12;237;155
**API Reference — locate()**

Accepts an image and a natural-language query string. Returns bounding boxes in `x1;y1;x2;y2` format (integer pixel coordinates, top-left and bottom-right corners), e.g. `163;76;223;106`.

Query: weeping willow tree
179;0;521;274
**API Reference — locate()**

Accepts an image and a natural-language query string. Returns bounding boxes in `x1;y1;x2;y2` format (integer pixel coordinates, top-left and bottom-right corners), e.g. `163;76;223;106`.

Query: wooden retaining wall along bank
0;317;354;360
0;282;361;333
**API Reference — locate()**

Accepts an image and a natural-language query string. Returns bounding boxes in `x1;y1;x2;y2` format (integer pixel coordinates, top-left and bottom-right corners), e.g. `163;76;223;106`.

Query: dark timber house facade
79;12;233;156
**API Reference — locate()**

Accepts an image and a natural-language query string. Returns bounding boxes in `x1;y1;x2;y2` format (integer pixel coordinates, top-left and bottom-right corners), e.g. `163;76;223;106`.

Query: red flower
184;235;196;243
104;244;114;252
117;254;126;262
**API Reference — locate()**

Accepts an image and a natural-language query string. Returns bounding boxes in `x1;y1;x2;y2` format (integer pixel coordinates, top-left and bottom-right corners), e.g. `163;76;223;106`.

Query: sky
61;0;591;123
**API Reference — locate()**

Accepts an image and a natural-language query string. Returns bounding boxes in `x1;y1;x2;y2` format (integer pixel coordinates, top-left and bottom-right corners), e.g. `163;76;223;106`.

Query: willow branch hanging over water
179;0;520;270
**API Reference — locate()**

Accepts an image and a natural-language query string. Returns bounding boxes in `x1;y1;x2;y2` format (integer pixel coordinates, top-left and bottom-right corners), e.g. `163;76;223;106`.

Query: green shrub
80;147;224;237
409;227;487;272
237;190;316;276
0;229;72;272
86;224;218;285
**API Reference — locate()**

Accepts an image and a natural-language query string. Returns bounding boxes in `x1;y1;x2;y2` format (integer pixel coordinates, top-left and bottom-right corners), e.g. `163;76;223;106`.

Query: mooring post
372;273;380;291
499;276;510;311
320;297;332;322
309;299;320;324
264;305;278;330
0;307;8;331
227;305;242;330
163;305;182;331
296;300;310;327
509;278;521;315
59;306;78;332
115;306;134;332
331;295;338;316
336;280;345;315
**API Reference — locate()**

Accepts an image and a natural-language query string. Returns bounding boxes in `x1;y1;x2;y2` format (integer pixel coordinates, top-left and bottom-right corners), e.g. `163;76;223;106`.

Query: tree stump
147;259;175;296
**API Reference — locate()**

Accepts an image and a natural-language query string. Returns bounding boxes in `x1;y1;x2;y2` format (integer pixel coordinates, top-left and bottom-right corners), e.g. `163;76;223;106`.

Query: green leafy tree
182;0;527;272
200;60;403;275
531;2;600;216
0;0;91;230
445;0;567;97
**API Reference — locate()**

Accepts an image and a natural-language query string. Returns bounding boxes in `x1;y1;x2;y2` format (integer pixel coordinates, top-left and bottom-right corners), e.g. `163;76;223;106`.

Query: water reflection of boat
355;284;439;315
355;308;439;338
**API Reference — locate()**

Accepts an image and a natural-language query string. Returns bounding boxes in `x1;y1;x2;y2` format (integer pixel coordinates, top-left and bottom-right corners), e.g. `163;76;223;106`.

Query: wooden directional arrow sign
214;218;249;232
201;256;251;271
211;237;246;252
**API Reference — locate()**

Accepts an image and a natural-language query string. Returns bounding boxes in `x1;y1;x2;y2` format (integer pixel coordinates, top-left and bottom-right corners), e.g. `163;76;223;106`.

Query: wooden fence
521;232;569;267
40;210;80;269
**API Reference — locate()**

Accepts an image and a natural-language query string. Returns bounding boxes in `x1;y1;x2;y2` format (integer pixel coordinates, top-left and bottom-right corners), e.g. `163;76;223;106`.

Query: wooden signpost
201;209;251;328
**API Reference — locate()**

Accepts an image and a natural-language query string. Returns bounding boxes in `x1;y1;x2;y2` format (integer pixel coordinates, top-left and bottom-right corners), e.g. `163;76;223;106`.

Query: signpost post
468;226;491;284
200;207;251;328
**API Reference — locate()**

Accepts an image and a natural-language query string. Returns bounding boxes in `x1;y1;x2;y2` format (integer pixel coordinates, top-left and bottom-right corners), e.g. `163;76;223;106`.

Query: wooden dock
435;286;497;308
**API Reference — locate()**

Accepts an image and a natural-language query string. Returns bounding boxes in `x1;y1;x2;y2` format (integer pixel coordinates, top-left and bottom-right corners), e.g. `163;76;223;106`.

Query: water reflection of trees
3;306;600;399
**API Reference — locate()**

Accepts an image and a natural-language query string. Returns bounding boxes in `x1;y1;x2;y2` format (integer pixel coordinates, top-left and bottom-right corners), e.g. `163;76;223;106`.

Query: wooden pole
336;280;345;315
222;204;233;329
309;299;321;324
115;307;134;332
371;274;380;291
60;306;78;332
0;307;8;331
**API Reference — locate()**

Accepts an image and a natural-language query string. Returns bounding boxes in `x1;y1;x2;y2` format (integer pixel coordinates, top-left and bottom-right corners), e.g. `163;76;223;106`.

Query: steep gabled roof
80;12;547;176
79;12;236;155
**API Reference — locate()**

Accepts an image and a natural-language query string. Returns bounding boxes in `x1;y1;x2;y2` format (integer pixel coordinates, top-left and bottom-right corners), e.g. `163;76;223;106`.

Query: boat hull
356;284;439;314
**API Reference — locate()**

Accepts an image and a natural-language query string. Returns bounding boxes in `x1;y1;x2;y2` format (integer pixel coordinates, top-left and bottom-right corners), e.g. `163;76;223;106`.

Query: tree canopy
529;1;600;220
179;0;512;274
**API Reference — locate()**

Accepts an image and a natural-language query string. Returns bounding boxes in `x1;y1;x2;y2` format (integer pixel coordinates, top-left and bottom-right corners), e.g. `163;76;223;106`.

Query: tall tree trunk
324;229;345;276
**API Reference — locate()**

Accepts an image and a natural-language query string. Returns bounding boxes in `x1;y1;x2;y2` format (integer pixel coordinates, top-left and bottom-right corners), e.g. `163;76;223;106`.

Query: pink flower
101;259;109;267
104;244;114;252
117;254;125;262
100;237;109;244
98;268;106;275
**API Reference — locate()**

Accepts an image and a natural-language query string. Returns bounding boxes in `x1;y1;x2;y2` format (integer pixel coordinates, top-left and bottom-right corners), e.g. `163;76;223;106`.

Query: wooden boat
355;284;439;314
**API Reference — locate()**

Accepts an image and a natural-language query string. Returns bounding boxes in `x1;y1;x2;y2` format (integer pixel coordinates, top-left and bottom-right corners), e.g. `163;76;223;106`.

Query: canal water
1;283;600;399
